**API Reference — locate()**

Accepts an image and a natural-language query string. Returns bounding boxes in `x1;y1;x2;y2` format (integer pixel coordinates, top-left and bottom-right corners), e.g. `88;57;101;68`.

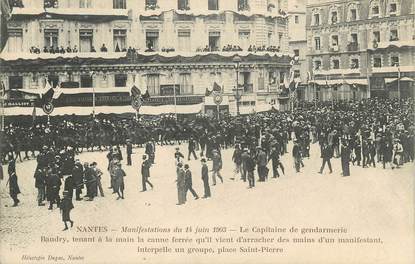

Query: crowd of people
2;98;414;229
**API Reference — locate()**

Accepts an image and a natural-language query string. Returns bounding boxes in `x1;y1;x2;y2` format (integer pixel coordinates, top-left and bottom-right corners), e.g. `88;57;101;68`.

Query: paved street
0;142;413;263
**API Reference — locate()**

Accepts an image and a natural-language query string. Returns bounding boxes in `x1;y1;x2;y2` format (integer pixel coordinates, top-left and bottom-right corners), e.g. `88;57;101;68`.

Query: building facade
288;0;308;101
306;0;415;101
1;0;294;115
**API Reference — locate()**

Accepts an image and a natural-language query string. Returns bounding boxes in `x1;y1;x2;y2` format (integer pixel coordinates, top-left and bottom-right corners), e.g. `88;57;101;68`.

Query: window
332;59;340;69
391;56;399;66
389;3;397;13
80;74;93;87
44;29;59;49
294;70;300;78
113;0;126;9
331;11;338;24
7;28;23;52
314;60;322;70
8;76;23;90
238;30;250;50
208;0;219;10
295;15;299;24
373;31;380;42
370;0;380;18
147;74;160;95
268;32;273;46
314;37;321;50
145;0;158;10
208;31;220;51
79;0;92;8
351;58;359;69
350;33;358;44
113;29;127;52
48;75;59;88
44;0;58;8
115;74;127;87
178;0;189;10
279;72;285;83
314;13;320;25
238;0;249;11
179;73;192;94
293;49;299;57
331;35;339;47
278;33;283;47
178;30;191;52
350;9;357;21
269;71;277;85
146;31;159;51
373;57;382;68
79;29;93;52
390;29;399;41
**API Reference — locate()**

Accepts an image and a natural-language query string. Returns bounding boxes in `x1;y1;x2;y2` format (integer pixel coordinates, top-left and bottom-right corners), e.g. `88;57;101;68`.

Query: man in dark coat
64;174;74;200
292;140;302;173
201;158;211;198
141;155;153;192
211;150;223;185
340;140;351;177
176;162;186;205
232;144;242;180
256;147;268;182
269;146;285;178
245;151;256;188
84;162;97;201
240;149;249;182
319;142;333;174
8;160;20;207
34;167;46;206
60;191;74;231
46;168;61;210
126;139;133;166
188;137;198;161
184;164;199;200
72;159;84;201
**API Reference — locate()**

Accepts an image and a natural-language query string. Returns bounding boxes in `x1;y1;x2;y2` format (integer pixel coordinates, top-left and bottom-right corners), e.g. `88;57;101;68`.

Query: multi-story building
306;0;415;101
288;0;308;101
0;0;293;116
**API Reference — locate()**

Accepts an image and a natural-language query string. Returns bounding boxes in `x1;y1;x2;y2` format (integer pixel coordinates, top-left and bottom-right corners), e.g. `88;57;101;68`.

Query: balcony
347;42;359;51
330;46;339;52
239;84;253;93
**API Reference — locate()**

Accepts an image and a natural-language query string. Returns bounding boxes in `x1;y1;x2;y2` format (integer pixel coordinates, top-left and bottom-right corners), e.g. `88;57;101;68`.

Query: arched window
369;0;382;19
347;2;359;21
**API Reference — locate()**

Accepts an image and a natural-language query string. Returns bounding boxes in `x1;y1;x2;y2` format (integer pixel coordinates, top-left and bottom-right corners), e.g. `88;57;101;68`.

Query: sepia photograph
0;0;414;263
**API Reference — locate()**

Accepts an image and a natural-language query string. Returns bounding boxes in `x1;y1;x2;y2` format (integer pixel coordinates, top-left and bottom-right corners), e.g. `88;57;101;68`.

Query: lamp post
233;55;242;116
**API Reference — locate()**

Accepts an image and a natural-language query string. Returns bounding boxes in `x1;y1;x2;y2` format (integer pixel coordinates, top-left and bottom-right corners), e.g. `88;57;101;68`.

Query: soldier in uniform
7;160;21;207
126;139;133;166
72;159;84;200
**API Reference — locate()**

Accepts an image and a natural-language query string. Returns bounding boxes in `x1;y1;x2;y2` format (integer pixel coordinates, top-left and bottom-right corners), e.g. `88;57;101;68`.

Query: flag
0;80;5;96
130;85;141;98
205;88;213;96
142;89;150;99
44;80;52;90
53;82;62;99
41;88;54;105
213;82;221;93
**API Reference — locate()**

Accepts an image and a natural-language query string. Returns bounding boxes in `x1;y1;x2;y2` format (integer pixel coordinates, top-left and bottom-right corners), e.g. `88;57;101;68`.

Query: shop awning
309;79;368;86
16;87;131;97
385;77;415;84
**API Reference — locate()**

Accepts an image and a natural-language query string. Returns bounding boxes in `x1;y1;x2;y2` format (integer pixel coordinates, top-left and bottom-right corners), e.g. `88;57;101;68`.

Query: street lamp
232;55;242;116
